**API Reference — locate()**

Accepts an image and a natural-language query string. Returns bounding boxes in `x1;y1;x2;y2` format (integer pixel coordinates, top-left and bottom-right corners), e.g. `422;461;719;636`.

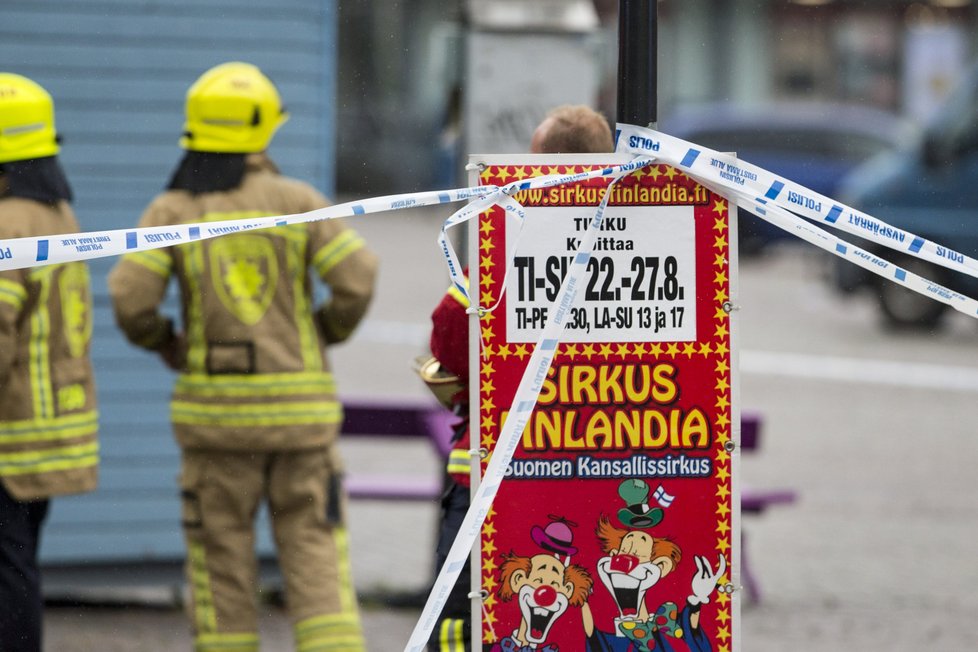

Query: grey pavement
40;208;978;650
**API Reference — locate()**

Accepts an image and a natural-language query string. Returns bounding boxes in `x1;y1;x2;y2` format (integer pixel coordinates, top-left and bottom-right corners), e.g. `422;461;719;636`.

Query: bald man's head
530;105;614;154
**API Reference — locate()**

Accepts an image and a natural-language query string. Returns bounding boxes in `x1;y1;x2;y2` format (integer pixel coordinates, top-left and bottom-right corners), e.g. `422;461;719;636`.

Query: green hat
617;478;663;529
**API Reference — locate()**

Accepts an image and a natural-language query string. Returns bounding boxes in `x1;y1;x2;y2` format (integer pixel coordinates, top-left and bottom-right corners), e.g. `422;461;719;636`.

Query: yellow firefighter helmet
180;62;288;154
0;73;60;164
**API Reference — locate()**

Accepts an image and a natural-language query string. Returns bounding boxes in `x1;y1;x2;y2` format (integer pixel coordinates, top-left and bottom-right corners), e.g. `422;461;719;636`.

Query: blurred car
828;63;978;330
658;102;913;256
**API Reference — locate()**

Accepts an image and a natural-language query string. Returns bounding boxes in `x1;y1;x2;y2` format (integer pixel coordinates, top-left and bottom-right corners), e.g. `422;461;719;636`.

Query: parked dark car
659;102;912;256
829;64;978;330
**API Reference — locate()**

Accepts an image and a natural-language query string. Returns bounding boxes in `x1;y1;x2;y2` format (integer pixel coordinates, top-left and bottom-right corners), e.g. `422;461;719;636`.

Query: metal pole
616;0;657;127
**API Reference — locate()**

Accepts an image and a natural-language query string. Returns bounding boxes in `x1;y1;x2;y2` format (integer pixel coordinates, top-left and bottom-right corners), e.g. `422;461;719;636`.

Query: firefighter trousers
179;447;364;652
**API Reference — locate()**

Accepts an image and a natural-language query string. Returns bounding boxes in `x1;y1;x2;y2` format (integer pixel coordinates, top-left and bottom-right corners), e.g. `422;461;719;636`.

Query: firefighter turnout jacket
108;154;378;451
0;192;98;501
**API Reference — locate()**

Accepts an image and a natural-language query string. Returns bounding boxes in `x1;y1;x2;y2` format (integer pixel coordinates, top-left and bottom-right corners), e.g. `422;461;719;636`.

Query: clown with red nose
492;517;594;651
582;479;725;652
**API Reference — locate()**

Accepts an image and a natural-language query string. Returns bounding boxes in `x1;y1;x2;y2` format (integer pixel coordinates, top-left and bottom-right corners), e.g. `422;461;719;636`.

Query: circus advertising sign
468;154;740;652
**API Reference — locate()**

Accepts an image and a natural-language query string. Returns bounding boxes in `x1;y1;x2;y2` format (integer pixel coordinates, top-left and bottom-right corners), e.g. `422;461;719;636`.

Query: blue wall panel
0;0;337;569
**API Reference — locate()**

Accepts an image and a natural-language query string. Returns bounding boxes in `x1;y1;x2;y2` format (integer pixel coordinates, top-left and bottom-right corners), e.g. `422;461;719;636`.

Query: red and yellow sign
472;156;737;652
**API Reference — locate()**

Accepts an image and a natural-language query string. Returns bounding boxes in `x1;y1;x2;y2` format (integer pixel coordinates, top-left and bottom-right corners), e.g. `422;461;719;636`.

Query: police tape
0;186;502;272
616;123;978;319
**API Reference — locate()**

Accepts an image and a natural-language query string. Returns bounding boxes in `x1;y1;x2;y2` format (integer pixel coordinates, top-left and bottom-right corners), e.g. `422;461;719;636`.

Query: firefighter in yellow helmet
108;62;377;652
0;73;98;652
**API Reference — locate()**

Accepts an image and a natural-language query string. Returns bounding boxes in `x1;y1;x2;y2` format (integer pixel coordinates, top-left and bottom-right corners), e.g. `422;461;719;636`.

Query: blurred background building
338;0;978;194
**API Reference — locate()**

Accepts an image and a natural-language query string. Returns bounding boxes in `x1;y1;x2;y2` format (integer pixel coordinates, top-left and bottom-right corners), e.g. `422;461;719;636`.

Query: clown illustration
491;516;594;651
583;479;726;652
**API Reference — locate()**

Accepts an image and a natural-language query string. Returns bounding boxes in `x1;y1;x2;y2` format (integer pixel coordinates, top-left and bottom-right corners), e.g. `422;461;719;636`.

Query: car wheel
876;256;948;330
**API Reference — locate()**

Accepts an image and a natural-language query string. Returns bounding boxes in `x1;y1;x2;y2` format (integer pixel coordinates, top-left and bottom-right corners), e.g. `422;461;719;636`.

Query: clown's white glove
688;554;726;606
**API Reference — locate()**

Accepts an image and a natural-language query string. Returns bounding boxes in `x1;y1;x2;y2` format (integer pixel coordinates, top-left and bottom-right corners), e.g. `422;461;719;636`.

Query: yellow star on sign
563;343;579;360
714;253;726;267
714;269;728;284
682;343;696;358
480;220;494;235
481;414;495;430
663;166;678;180
715;359;729;374
481;290;494;306
481;325;494;340
713;198;727;215
481;237;495;252
497;344;511;360
581;344;596;359
714;234;728;249
714;216;727;232
699;342;713;356
650;343;663;355
666;343;680;357
647;165;661;181
480;255;494;271
495;166;512;183
632;342;647;356
513;344;529;360
599;344;614;359
715;322;729;338
616;343;630;357
529;166;543;178
481;378;496;394
511;166;528;181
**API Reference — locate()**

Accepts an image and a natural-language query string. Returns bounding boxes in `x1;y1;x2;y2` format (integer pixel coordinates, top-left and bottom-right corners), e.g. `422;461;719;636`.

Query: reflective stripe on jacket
0;196;98;500
108;155;378;451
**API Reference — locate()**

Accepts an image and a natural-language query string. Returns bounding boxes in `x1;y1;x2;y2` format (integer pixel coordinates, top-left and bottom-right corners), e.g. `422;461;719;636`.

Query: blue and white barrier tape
617;123;978;281
0;186;499;272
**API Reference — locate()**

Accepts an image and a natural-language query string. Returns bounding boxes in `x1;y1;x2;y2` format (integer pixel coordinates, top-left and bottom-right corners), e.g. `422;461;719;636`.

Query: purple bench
340;398;455;501
740;410;798;604
340;400;797;602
